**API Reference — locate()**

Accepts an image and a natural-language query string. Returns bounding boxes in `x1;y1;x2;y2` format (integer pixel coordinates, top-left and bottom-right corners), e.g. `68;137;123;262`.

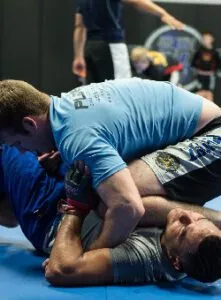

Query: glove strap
66;198;90;214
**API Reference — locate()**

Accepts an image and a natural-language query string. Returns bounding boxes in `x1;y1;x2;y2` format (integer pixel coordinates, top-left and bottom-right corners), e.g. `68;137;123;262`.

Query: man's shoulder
135;227;162;239
134;227;186;282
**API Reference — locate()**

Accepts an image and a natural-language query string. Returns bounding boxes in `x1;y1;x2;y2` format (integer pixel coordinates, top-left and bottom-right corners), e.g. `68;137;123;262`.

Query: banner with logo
145;25;202;90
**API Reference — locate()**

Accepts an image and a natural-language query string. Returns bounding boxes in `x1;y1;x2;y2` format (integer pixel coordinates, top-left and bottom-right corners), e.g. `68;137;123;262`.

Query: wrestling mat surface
1;198;221;300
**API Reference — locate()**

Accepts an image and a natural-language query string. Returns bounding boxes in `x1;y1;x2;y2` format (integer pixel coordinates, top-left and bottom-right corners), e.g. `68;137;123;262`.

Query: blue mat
1;198;221;300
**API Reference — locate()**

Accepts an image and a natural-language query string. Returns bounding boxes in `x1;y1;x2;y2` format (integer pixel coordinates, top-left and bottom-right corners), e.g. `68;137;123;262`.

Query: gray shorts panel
43;211;103;254
141;126;221;205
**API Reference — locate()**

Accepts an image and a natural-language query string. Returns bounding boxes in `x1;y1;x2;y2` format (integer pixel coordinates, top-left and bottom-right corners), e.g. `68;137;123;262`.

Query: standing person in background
192;32;221;102
72;0;184;84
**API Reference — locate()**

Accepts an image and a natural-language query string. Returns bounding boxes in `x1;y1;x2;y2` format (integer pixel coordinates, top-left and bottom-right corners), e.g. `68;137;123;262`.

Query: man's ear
170;255;182;271
22;117;37;135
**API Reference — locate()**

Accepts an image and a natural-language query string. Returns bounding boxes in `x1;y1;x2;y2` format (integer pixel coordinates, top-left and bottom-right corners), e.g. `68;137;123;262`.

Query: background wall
0;0;221;103
0;0;75;94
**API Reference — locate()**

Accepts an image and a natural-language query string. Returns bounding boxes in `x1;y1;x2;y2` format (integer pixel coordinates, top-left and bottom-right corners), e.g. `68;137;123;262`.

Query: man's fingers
49;151;61;160
38;152;52;162
172;19;185;30
75;161;89;175
76;160;85;173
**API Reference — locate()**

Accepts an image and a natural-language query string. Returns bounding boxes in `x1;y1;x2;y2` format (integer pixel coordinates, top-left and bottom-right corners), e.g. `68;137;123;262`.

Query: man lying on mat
0;146;221;285
44;209;221;286
0;78;221;251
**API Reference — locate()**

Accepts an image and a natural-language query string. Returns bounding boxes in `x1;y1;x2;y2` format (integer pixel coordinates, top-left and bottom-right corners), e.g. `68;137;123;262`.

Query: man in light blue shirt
51;79;202;188
0;78;220;250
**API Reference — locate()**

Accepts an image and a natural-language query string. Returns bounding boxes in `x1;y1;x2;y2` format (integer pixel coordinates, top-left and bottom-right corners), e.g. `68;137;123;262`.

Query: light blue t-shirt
50;78;203;188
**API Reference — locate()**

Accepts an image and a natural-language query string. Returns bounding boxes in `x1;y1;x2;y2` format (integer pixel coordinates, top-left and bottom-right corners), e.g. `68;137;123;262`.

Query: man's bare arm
72;13;87;76
73;13;86;59
89;168;145;250
45;215;113;286
122;0;184;30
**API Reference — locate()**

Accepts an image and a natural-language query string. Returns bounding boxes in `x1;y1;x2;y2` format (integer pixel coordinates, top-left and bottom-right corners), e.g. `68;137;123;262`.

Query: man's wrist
160;11;170;19
61;214;84;233
63;214;83;223
65;209;87;218
74;54;84;60
58;198;90;216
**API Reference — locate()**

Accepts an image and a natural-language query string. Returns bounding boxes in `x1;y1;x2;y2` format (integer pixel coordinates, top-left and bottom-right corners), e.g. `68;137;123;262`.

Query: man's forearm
45;214;114;286
47;215;84;272
124;0;184;29
124;0;168;18
90;204;143;250
73;26;86;59
94;168;145;249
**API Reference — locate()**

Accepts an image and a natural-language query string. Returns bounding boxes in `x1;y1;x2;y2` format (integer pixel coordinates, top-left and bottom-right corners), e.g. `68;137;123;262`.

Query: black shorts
85;40;131;84
197;74;216;91
141;118;221;206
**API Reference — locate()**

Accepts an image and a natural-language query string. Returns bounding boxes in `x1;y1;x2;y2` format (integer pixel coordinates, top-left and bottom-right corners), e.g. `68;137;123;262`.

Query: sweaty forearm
45;214;114;286
73;27;86;59
47;215;84;271
90;204;143;250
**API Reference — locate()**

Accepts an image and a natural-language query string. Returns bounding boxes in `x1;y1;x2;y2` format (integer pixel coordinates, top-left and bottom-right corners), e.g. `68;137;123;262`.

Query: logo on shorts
155;152;180;172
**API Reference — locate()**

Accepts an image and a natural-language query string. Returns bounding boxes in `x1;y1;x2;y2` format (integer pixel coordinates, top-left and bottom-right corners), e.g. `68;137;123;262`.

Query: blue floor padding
1;197;221;300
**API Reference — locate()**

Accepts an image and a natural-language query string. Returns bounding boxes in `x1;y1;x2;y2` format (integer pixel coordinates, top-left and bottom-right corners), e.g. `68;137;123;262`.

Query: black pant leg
85;40;114;83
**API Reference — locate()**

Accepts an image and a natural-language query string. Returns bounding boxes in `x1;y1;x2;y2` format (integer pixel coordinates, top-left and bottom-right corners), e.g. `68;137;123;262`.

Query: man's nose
179;213;192;226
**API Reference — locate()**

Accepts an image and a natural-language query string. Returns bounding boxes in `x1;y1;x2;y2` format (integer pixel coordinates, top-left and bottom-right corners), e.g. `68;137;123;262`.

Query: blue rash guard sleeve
1;145;65;251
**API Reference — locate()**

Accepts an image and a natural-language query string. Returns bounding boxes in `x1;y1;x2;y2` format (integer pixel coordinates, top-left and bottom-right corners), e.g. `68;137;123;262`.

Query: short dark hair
182;235;221;283
0;80;49;133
